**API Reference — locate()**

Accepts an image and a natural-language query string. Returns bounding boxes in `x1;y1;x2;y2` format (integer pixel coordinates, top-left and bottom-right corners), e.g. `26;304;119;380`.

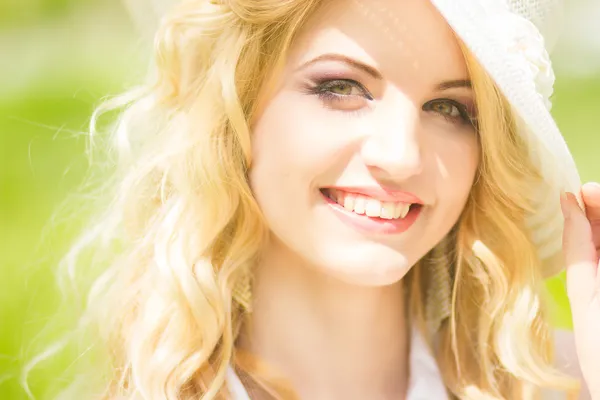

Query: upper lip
324;186;424;204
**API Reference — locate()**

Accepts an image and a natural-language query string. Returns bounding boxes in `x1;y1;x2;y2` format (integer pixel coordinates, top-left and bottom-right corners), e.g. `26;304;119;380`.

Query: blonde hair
37;0;577;398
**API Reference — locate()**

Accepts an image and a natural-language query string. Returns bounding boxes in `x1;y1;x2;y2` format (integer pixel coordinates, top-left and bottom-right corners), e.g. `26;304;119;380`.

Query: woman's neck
237;237;410;400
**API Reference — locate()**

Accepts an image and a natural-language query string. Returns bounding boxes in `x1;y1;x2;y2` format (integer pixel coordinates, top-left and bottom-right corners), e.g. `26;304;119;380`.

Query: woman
55;0;600;398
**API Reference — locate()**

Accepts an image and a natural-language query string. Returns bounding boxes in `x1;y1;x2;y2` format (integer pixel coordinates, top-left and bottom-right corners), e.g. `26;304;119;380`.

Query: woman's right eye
309;79;374;108
319;80;365;96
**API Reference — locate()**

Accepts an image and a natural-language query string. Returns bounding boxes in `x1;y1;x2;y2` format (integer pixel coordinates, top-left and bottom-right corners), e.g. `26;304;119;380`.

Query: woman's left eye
423;99;475;127
429;100;460;117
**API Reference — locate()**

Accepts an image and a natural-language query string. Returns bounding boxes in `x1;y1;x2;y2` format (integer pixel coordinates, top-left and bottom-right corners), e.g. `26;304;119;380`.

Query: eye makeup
294;57;477;128
423;98;478;128
311;78;373;99
296;60;377;111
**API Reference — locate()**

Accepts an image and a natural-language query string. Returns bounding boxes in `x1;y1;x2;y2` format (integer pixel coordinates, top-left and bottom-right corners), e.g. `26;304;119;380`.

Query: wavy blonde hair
39;0;578;398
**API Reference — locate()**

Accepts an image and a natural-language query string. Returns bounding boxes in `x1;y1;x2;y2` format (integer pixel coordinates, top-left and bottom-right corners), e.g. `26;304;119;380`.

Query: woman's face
249;0;480;286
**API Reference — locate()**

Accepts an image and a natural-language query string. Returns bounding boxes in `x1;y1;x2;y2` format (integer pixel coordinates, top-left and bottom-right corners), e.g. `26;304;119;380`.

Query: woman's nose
360;106;423;181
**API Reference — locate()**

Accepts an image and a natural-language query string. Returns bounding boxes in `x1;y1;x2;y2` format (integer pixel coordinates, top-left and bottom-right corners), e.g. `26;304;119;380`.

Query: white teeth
343;193;356;211
353;196;366;215
398;203;410;218
380;202;396;219
394;204;402;219
327;189;415;220
365;198;382;217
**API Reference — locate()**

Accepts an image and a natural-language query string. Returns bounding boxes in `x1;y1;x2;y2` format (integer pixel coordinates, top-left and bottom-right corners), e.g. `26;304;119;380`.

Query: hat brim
429;0;581;278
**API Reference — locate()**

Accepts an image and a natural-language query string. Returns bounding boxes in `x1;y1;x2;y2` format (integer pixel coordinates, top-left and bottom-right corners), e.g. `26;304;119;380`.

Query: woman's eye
423;99;475;127
310;79;374;102
429;100;461;117
324;81;362;96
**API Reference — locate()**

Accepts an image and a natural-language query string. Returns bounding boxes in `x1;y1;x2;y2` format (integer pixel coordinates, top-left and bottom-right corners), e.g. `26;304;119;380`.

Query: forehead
288;0;468;87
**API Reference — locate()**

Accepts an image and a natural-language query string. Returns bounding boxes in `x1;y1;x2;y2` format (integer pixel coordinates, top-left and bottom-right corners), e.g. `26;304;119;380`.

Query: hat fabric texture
425;0;581;332
430;0;580;273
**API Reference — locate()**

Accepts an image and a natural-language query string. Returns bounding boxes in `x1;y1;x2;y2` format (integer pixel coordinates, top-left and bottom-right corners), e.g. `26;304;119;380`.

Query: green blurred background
0;0;598;398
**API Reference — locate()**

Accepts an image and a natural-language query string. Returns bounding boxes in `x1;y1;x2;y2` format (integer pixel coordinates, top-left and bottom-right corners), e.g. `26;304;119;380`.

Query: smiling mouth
319;188;421;220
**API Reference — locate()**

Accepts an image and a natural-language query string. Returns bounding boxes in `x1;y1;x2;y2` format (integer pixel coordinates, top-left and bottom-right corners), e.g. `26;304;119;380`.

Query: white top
226;329;590;399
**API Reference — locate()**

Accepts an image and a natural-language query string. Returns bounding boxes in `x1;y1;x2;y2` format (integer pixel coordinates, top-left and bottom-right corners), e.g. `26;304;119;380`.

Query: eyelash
308;78;374;102
308;78;477;128
423;98;478;128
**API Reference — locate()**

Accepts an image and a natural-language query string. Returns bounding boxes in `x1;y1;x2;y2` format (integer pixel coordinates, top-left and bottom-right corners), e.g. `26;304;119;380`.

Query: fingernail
583;182;600;205
588;182;600;189
560;191;571;219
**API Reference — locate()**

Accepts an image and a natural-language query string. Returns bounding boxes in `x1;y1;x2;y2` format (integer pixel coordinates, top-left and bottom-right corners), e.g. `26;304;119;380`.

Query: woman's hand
561;182;600;399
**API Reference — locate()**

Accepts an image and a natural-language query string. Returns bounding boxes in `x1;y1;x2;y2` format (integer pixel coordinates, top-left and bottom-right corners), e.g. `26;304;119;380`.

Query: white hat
122;0;581;278
421;0;582;333
430;0;580;279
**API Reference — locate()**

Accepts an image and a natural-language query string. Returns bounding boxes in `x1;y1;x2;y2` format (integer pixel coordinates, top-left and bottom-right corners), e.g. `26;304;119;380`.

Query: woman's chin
314;255;414;287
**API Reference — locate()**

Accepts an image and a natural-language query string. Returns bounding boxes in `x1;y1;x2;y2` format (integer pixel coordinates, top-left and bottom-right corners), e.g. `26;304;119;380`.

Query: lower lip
320;191;422;235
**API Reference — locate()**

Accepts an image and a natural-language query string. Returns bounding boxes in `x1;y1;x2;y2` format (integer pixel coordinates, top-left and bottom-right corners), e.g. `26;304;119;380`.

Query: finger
581;182;600;249
561;192;599;309
582;182;600;220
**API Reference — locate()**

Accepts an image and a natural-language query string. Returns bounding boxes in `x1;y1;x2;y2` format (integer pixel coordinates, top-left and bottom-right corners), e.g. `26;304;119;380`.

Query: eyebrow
435;79;472;91
296;53;383;80
297;54;472;91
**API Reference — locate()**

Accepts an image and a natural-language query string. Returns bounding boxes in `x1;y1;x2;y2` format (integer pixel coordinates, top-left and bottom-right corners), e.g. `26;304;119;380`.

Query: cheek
248;92;334;228
431;133;480;205
250;94;312;191
249;91;353;194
